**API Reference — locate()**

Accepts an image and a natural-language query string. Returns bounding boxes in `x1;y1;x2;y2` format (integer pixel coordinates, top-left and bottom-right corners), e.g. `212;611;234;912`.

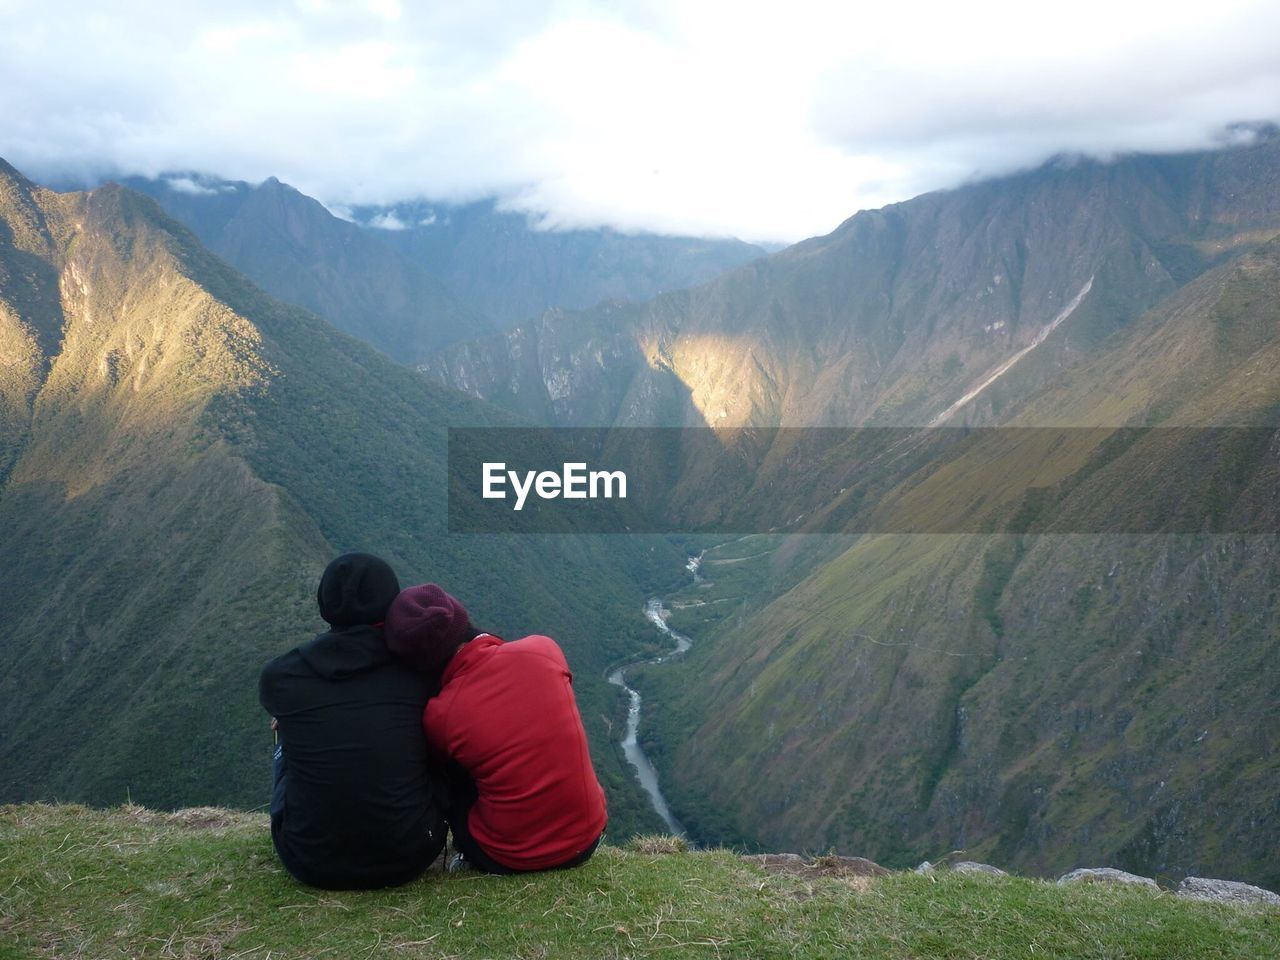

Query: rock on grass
1176;877;1280;907
1057;868;1159;890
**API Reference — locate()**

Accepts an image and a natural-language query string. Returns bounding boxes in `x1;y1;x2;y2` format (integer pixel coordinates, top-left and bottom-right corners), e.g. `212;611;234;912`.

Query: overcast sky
2;0;1279;242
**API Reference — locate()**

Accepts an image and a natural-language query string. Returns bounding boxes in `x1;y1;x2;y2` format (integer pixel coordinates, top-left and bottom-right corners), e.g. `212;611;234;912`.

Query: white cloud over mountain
2;0;1277;242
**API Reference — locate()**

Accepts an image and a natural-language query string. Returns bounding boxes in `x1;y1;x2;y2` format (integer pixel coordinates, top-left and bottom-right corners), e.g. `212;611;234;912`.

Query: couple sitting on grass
259;552;607;889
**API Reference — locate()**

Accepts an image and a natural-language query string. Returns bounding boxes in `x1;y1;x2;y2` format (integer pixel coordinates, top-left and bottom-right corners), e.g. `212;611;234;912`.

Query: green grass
2;805;1277;960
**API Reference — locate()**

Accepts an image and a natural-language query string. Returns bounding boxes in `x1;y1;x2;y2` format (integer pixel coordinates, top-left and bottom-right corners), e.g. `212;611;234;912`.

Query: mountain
0;159;681;836
118;174;492;364
641;238;1280;886
423;135;1280;887
7;131;1279;888
350;197;767;327
424;135;1280;429
115;175;765;366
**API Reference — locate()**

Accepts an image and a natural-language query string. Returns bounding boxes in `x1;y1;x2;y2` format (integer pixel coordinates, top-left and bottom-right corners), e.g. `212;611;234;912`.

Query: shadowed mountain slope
0;161;678;835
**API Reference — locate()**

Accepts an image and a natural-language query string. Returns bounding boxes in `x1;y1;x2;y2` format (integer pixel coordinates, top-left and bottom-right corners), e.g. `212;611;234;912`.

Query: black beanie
316;553;401;627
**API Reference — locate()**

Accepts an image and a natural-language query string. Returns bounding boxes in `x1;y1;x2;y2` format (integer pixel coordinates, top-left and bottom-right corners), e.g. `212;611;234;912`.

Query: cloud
366;210;408;230
1;0;1277;242
323;202;357;223
162;174;239;195
164;176;221;196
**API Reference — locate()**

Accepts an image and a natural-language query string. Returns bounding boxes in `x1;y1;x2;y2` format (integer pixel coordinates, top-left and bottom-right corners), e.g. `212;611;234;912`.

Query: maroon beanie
385;583;473;677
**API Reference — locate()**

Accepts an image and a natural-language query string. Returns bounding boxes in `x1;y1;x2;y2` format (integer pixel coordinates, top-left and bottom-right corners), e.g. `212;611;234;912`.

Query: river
607;555;701;837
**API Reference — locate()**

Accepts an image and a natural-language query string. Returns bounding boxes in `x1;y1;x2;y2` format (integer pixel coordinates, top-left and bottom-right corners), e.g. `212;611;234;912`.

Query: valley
3;131;1279;890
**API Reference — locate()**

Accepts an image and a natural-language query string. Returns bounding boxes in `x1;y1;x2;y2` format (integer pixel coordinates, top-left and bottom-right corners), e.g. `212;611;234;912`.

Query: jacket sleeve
258;654;284;715
423;694;453;760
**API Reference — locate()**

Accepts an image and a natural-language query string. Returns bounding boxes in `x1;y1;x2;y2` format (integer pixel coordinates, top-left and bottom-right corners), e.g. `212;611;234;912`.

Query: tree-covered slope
0;162;679;836
641;240;1280;887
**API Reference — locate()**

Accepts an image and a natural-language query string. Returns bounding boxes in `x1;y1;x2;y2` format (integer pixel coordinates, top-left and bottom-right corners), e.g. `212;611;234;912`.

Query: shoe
447;852;475;873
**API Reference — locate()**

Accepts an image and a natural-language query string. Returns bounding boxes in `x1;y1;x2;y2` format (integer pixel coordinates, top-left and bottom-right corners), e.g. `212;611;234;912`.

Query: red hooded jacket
425;634;607;870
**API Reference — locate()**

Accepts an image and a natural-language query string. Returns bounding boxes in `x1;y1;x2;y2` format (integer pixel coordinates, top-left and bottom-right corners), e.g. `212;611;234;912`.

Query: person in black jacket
259;552;446;889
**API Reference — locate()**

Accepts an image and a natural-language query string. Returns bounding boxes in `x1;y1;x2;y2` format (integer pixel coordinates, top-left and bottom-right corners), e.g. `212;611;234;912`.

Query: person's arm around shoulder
423;683;458;760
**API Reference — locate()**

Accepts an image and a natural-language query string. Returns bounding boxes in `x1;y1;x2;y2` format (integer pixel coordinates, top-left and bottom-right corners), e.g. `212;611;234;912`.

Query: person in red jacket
384;583;607;873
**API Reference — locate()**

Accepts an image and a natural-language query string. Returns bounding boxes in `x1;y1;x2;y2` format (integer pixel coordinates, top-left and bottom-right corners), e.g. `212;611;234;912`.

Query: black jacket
259;624;445;889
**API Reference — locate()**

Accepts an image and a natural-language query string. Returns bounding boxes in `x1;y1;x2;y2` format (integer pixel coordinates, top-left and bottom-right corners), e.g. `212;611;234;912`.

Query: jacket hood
298;625;393;680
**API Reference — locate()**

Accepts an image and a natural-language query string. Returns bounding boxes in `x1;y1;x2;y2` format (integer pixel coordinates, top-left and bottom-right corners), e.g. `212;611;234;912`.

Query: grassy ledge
1;805;1277;959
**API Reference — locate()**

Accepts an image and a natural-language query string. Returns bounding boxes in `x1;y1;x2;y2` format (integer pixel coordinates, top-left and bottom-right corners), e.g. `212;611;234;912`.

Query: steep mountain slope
120;174;492;364
0;162;679;835
426;135;1280;429
422;136;1280;885
0;159;63;482
642;240;1280;887
120;175;765;365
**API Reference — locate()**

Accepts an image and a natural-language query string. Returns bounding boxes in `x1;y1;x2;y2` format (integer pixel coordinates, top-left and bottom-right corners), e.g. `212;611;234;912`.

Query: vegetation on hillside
122;175;765;365
0;162;681;838
638;241;1280;886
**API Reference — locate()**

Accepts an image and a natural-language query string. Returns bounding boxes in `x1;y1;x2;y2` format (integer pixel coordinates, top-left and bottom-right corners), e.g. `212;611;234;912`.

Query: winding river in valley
607;556;701;836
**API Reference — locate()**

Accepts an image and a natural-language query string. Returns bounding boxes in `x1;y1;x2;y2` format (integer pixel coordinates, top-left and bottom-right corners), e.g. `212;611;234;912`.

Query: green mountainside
425;136;1280;429
118;174;493;364
0;161;680;836
3;804;1277;960
637;242;1280;887
422;138;1280;886
117;175;765;366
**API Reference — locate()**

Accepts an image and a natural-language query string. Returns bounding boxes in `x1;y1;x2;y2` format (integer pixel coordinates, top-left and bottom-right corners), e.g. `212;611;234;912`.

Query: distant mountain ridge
347;196;767;325
118;172;491;364
424;134;1280;429
103;173;765;366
